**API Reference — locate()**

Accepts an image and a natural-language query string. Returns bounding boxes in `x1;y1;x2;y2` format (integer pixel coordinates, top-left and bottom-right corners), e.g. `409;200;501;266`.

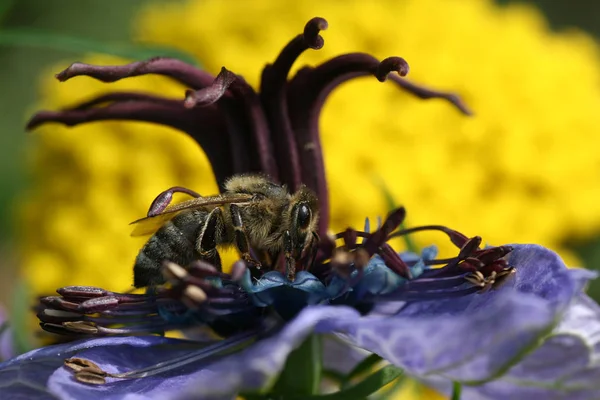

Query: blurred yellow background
2;5;600;394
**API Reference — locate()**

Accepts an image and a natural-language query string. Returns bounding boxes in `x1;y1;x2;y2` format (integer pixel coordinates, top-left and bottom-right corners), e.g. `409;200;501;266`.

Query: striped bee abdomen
133;210;206;287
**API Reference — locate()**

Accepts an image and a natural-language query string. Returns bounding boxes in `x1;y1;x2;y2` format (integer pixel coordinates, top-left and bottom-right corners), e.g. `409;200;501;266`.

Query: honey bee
131;175;320;287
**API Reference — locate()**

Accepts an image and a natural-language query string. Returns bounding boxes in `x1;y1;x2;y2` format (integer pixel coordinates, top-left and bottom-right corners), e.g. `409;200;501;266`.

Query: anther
331;249;353;278
162;261;189;284
63;321;99;334
364;207;406;254
57;286;108;298
458;236;482;259
458;257;485;272
75;369;107;385
353;248;371;269
64;358;105;374
378;243;412;280
464;271;486;287
182;286;207;310
475;246;513;265
77;296;120;313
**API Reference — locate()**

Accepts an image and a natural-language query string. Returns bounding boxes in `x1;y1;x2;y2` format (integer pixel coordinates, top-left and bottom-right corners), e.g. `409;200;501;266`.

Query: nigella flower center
37;207;516;344
35;207;517;385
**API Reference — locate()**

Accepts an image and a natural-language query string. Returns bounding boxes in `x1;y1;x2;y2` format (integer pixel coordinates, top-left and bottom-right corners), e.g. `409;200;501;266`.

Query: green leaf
0;28;200;66
451;381;462;400
371;175;418;253
0;0;15;25
291;365;404;399
322;369;346;385
342;353;383;387
374;373;407;399
272;334;323;395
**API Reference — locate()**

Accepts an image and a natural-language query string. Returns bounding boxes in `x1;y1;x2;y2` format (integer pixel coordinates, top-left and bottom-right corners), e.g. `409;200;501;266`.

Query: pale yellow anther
63;321;99;334
162;261;189;284
75;370;107;385
64;358;105;375
182;285;207;309
332;249;352;265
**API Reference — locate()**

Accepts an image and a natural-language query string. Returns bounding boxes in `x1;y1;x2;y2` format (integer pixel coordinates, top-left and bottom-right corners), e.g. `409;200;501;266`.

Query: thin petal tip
55;62;83;82
376;57;410;82
304;17;329;50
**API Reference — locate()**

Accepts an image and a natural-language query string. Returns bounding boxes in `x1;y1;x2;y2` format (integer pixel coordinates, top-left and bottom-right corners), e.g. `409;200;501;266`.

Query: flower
11;13;600;400
1;245;596;399
23;0;600;300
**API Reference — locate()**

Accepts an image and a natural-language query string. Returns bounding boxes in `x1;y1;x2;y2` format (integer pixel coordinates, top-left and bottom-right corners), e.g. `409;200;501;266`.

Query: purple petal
331;288;554;382
225;76;278;180
321;336;370;375
453;294;600;400
260;17;328;193
326;245;596;382
27;94;238;187
183;67;237;108
55;58;214;89
505;244;597;311
0;307;360;400
0;336;182;399
174;305;359;399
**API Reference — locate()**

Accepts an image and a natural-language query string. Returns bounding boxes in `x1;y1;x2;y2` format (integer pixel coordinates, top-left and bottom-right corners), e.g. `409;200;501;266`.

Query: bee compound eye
297;204;311;229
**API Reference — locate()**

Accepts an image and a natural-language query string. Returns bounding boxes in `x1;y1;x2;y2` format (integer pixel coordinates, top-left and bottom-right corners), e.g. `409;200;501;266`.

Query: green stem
342;353;383;387
322;369;346;385
451;381;462;400
0;28;200;66
290;365;404;400
272;334;322;395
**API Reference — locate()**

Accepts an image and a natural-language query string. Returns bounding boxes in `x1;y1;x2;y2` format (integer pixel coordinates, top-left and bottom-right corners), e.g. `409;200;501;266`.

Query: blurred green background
1;0;600;326
0;0;149;318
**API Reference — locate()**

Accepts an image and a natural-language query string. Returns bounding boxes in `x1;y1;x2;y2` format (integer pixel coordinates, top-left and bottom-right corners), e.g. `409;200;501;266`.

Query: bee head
288;186;319;254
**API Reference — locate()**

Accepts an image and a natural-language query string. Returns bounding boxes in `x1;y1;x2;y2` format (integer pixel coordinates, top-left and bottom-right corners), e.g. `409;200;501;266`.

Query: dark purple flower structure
26;17;470;236
1;16;598;400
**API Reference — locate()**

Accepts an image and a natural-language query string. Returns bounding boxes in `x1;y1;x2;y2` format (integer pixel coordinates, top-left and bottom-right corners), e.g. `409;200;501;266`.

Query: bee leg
256;250;274;269
196;207;224;271
229;204;262;269
308;231;320;269
147;187;202;217
284;230;296;281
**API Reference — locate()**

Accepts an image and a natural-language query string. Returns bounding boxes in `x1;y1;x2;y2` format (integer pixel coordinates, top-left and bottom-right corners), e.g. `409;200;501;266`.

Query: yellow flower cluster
21;0;600;304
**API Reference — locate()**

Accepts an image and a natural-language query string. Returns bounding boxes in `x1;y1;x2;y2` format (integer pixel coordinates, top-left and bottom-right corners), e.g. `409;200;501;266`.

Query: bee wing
129;194;254;237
